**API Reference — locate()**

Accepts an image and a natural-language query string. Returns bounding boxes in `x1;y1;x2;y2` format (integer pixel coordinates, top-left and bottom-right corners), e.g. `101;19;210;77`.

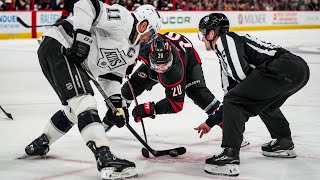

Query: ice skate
204;147;240;177
87;141;138;180
25;133;50;156
262;138;297;158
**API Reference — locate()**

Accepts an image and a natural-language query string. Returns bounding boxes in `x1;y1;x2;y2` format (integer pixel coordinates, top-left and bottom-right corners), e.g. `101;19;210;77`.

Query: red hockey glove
132;102;155;122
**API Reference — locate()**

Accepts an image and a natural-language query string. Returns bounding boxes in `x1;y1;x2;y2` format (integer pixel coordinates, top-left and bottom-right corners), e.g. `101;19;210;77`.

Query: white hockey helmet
132;5;161;45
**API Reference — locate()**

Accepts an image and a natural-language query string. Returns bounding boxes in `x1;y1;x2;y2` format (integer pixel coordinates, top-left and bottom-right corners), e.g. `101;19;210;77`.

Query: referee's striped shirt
214;32;288;94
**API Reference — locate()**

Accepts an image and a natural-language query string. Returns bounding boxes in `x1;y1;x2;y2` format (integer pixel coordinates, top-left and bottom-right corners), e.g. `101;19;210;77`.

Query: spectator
51;0;64;10
125;0;135;10
297;0;308;10
0;0;9;10
261;0;274;10
288;0;299;10
176;0;187;10
248;0;259;10
15;0;27;10
38;0;51;10
308;0;319;10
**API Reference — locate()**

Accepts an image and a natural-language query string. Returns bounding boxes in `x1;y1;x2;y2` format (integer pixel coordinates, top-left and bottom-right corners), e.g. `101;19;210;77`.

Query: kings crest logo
98;48;127;70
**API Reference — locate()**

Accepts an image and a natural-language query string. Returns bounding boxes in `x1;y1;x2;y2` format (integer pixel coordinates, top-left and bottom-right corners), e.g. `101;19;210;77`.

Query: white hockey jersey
43;0;139;97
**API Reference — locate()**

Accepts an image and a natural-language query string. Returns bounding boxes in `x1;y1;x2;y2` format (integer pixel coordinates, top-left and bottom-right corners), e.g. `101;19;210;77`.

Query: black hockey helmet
149;36;173;73
198;13;229;39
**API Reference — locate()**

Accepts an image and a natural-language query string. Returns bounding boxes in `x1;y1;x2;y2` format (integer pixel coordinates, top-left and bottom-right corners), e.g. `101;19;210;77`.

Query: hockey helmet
198;13;229;40
132;5;162;45
149;37;173;73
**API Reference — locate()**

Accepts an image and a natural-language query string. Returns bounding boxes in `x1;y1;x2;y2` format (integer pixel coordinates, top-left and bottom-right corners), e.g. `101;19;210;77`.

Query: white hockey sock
43;120;65;146
81;123;109;148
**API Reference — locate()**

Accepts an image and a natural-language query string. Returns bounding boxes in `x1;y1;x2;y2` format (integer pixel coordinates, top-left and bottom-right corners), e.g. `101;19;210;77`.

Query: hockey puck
168;150;179;157
141;148;150;158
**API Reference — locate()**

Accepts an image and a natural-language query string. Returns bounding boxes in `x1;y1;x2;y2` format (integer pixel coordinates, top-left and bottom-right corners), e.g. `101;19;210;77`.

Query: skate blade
240;139;250;148
16;153;48;160
101;167;138;180
204;164;239;177
262;149;297;158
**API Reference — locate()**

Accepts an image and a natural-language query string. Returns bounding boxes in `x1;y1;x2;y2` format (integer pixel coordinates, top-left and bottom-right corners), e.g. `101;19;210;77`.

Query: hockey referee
195;13;310;177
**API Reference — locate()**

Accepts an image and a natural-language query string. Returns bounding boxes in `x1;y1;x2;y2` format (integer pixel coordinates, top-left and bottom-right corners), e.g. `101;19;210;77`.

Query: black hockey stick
125;75;148;142
17;17;52;28
125;78;185;157
82;64;186;157
0;106;13;119
125;75;151;158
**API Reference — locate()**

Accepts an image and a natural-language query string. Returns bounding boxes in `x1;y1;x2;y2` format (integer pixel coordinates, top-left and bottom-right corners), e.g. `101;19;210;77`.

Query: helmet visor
150;59;173;73
150;53;173;73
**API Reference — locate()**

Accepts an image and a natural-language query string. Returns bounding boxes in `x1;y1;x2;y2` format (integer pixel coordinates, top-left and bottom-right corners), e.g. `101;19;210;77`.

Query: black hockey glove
132;102;155;122
65;29;92;64
103;94;129;128
103;107;129;128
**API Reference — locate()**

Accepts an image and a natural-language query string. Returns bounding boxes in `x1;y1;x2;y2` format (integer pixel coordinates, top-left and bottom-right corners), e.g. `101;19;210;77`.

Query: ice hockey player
104;33;222;135
23;1;161;179
196;13;310;176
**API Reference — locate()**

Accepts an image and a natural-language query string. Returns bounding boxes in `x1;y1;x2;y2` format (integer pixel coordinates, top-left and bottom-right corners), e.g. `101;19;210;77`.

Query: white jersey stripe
247;43;277;56
216;38;234;80
221;70;229;95
226;35;246;80
63;49;79;95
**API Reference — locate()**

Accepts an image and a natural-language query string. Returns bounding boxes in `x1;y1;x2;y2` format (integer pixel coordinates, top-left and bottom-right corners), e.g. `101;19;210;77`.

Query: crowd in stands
1;0;319;11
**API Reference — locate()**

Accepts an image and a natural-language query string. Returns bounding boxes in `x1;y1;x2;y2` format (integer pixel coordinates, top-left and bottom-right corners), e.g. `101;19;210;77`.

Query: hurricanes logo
138;72;147;78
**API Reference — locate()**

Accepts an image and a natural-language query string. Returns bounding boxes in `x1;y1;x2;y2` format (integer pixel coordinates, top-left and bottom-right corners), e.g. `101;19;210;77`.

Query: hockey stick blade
17;17;52;28
0;106;13;120
153;147;186;157
126;124;186;157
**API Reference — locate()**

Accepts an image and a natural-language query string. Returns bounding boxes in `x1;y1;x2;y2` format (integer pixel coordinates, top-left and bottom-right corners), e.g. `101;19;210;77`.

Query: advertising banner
0;12;31;38
1;11;320;39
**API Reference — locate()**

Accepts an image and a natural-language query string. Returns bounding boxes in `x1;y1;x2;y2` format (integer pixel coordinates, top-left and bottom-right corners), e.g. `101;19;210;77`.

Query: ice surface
0;30;319;180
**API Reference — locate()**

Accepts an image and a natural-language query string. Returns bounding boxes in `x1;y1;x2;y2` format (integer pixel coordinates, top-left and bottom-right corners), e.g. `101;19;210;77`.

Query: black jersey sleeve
154;80;186;114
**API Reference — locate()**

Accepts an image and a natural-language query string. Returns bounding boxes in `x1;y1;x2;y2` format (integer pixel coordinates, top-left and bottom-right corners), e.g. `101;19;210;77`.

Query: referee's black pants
221;52;310;150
